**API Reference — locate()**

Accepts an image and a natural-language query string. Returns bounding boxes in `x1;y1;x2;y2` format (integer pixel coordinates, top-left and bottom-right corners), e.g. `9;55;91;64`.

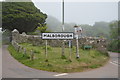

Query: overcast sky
32;1;118;25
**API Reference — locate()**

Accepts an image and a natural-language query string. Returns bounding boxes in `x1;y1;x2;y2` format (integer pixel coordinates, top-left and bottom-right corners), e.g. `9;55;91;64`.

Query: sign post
74;25;82;59
76;35;79;59
42;32;74;60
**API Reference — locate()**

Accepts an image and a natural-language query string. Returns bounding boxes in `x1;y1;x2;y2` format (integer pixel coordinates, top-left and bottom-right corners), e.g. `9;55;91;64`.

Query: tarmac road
2;45;119;78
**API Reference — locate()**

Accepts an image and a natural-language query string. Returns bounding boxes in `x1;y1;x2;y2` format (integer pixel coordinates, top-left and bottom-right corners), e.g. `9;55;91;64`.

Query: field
8;43;109;73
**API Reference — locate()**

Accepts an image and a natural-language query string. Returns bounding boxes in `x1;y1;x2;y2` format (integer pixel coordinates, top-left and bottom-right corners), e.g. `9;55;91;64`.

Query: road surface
2;45;119;78
0;45;2;79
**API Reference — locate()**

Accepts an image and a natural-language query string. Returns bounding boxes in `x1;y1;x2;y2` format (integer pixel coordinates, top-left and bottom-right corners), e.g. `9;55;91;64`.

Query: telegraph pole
61;0;65;57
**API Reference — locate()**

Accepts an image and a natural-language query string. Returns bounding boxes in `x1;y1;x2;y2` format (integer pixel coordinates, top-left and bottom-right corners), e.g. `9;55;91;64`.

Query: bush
23;54;30;59
89;64;102;69
61;55;67;59
33;50;40;54
42;45;52;51
2;30;12;44
108;40;119;53
27;32;39;35
72;46;76;52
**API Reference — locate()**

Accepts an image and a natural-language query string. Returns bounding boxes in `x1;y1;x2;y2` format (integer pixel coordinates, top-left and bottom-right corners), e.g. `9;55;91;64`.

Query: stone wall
12;29;107;53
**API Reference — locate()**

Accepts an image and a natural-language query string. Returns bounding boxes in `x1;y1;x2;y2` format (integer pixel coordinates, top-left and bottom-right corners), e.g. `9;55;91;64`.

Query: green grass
8;43;109;73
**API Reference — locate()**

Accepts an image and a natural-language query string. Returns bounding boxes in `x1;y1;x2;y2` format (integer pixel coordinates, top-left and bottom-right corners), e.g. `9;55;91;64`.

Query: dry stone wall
12;29;107;53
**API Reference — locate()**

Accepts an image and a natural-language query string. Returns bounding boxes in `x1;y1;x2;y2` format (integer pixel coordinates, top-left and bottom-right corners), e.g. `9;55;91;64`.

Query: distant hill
46;16;62;32
46;15;75;32
46;15;111;38
80;22;110;38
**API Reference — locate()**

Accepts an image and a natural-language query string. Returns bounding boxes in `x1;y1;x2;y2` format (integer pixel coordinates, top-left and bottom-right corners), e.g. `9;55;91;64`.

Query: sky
32;1;118;25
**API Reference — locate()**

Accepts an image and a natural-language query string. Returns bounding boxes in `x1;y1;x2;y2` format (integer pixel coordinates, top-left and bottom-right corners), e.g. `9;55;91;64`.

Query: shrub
61;55;67;59
42;45;52;51
72;46;76;52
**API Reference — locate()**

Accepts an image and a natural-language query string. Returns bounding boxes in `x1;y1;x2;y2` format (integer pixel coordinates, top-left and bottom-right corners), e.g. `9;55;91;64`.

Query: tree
2;2;47;33
36;23;47;33
108;21;120;53
109;21;118;39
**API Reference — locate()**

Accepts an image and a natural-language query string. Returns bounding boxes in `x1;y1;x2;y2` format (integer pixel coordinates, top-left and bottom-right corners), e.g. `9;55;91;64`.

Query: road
0;44;2;79
2;45;119;78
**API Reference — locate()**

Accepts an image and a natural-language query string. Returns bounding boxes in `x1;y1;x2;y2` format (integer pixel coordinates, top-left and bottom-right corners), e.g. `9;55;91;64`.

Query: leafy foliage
109;21;118;39
108;21;120;53
36;23;47;33
2;2;47;33
82;22;110;38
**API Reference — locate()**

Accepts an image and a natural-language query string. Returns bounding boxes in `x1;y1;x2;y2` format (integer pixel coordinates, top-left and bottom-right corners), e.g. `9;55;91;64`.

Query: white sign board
74;27;82;35
42;33;74;39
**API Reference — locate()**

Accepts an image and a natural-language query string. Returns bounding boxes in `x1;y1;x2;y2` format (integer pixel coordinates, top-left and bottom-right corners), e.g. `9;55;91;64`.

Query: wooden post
69;40;72;61
30;50;34;61
23;48;26;57
19;46;22;53
45;40;48;61
76;35;80;59
62;40;65;57
17;45;20;52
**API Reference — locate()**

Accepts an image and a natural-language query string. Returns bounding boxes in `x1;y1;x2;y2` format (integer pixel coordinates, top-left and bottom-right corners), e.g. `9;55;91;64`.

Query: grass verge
8;43;109;73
